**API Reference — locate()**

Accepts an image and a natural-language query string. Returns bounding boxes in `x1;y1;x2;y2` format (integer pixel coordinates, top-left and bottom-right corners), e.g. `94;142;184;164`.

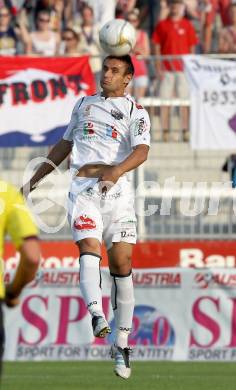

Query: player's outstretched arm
21;139;73;195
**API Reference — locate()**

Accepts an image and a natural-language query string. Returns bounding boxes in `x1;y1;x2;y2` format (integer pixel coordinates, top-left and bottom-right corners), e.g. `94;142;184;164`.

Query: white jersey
63;93;150;172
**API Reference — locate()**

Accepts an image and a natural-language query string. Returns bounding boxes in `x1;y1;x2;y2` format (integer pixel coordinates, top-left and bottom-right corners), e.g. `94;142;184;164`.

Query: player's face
100;58;132;96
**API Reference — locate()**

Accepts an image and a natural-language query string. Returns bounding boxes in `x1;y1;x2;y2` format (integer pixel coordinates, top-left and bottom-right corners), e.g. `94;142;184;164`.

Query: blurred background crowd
1;0;236;141
0;1;235;238
1;0;236;58
1;0;235;88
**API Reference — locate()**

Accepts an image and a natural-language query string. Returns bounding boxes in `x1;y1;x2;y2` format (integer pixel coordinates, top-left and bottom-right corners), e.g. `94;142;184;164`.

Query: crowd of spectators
1;1;235;57
1;1;235;77
1;0;236;141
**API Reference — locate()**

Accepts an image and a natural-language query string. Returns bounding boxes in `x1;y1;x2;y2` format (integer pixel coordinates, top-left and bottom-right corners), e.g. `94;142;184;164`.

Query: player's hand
98;166;122;193
5;295;20;308
5;288;20;308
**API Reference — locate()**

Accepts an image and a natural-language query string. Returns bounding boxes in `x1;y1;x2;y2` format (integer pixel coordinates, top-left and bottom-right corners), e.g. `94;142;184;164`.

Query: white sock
111;272;134;348
80;253;104;318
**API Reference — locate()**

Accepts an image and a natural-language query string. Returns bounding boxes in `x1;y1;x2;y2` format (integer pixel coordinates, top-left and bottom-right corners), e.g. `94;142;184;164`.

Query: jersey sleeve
6;188;38;250
63;98;83;141
130;104;151;148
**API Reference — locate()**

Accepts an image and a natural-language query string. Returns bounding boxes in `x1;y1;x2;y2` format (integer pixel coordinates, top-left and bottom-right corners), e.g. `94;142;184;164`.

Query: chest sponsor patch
106;124;119;140
82;122;94;135
111;109;124;120
134;117;148;136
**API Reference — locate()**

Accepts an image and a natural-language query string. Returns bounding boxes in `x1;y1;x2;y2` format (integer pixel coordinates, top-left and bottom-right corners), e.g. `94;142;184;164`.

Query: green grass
1;361;236;390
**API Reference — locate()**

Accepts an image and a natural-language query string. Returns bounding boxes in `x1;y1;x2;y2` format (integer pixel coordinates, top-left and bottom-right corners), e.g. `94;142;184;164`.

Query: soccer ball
99;19;136;56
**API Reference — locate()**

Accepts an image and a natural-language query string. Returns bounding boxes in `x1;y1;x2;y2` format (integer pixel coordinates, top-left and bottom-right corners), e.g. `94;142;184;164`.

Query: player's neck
101;90;126;98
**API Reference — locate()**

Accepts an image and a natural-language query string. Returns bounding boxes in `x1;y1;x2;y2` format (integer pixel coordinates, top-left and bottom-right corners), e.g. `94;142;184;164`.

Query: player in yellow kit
0;180;40;376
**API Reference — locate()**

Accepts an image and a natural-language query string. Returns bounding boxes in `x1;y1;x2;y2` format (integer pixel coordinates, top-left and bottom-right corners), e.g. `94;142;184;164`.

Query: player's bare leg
77;238;111;338
108;242;134;379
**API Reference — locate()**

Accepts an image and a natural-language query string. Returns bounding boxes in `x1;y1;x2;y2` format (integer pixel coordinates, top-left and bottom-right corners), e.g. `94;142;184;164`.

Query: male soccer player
22;55;150;379
0;180;40;376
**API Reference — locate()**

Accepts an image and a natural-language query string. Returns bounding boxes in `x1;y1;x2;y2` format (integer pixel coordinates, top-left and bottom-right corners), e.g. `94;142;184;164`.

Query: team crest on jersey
111;109;123;120
84;105;91;116
134;117;148;136
106;124;118;140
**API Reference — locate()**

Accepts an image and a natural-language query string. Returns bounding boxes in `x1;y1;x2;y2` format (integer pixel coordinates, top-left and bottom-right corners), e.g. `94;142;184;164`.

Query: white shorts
67;176;137;249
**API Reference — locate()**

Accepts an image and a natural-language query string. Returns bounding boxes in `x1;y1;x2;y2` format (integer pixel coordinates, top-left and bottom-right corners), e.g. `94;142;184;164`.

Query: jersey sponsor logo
111;109;124;120
135;103;143;110
134;117;148;136
80;122;97;141
83;121;94;135
106;124;118;140
73;215;96;230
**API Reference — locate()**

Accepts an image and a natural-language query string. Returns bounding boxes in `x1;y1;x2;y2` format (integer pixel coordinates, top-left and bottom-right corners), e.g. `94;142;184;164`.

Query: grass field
1;361;236;390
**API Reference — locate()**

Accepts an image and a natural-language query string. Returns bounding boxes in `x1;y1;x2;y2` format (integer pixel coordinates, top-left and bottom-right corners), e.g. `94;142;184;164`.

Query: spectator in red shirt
152;0;198;141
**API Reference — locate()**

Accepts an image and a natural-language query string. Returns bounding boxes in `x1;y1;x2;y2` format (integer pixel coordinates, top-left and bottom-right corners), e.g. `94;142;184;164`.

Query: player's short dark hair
104;55;135;76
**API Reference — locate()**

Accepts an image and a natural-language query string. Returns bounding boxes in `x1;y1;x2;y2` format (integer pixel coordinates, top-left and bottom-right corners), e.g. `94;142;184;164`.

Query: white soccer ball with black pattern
99;19;136;56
